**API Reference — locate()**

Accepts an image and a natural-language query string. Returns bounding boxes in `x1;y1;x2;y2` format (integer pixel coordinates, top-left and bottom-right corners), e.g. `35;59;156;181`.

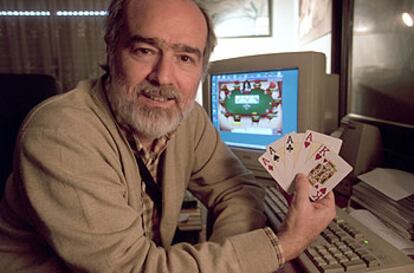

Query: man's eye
132;47;154;56
179;55;195;64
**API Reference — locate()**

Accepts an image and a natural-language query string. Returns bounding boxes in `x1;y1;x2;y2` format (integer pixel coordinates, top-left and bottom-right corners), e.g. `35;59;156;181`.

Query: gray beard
106;79;194;139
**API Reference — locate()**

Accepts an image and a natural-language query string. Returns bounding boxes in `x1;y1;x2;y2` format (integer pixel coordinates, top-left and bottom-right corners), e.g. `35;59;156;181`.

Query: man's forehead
123;0;208;48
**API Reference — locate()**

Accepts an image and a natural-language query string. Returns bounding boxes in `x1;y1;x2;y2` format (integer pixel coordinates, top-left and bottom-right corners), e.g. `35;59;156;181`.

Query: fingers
324;191;335;202
280;187;292;205
293;173;310;203
316;190;336;207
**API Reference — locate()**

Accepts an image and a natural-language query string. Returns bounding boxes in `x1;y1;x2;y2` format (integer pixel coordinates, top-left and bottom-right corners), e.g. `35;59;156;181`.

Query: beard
106;78;195;139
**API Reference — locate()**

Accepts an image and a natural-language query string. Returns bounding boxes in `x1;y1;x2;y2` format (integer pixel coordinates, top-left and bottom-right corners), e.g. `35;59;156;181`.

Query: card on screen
293;130;343;175
283;132;304;190
296;145;352;201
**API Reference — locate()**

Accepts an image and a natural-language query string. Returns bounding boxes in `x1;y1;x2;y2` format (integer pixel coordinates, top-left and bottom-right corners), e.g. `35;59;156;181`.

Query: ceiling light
402;12;413;27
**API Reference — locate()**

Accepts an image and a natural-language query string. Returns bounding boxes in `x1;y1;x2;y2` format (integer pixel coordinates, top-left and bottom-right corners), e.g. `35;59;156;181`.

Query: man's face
107;0;207;139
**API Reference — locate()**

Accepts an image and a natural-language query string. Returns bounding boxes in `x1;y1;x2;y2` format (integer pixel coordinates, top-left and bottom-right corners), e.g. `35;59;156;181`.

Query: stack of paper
351;168;414;241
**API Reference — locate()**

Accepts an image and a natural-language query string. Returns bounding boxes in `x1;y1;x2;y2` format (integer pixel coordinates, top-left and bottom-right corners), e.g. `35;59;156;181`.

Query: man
0;0;336;272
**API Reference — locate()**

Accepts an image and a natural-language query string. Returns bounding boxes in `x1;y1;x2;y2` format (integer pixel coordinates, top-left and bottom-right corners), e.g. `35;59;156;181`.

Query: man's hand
277;173;336;261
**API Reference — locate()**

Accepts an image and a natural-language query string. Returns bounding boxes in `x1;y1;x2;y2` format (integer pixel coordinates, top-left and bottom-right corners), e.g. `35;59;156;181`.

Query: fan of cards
258;130;353;201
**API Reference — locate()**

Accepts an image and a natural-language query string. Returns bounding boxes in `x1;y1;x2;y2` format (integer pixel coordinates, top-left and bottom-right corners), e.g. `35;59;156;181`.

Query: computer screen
203;52;339;177
210;68;298;150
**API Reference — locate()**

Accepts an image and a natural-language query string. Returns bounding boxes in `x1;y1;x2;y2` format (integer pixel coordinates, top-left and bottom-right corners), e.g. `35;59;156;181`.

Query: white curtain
0;0;110;91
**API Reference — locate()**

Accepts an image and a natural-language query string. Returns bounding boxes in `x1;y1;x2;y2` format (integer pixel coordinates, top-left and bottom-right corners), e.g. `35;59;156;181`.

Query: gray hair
102;0;217;74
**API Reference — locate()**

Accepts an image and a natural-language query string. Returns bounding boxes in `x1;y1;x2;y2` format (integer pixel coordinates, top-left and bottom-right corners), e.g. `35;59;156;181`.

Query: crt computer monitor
202;51;339;178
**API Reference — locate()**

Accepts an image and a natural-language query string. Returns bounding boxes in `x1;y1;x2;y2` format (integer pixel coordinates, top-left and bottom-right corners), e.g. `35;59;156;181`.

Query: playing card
283;132;304;189
293;130;343;176
296;145;352;201
258;139;288;191
259;130;351;201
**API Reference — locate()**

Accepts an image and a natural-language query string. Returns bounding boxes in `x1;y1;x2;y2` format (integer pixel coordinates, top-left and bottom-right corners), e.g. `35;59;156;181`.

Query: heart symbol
304;141;310;148
315;153;321;160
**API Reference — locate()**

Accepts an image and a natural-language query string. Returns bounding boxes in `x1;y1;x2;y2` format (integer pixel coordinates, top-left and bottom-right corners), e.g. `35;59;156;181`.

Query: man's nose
147;55;174;86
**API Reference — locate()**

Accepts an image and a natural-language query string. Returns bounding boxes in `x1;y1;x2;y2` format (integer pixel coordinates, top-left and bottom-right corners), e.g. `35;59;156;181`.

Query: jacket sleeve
13;104;282;273
185;105;269;242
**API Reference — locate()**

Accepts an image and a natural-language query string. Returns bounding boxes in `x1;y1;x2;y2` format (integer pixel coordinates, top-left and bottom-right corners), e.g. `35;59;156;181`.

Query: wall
211;0;299;61
197;0;332;104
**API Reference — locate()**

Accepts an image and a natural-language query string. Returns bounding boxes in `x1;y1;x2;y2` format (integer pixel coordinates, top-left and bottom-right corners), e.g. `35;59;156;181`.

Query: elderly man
0;0;335;272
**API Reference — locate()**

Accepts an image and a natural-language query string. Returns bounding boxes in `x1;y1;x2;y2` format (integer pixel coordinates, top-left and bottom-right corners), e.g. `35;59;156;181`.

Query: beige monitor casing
202;51;339;178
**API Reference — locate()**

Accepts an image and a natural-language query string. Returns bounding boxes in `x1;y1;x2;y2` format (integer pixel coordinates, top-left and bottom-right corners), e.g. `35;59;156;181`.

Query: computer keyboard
264;186;414;273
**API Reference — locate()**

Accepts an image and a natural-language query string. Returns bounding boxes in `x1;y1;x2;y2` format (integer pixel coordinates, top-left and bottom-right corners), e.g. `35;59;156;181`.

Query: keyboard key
346;241;362;251
306;247;319;256
319;249;329;256
327;245;339;252
342;238;354;245
315;258;328;267
327;258;339;265
317;264;345;273
323;254;335;262
342;260;367;271
316;245;327;252
335;255;349;263
335;231;348;239
355;249;369;257
334;241;346;248
350;231;364;240
334;217;345;224
362;255;381;267
313;256;326;264
323;233;340;243
346;253;360;261
340;246;353;255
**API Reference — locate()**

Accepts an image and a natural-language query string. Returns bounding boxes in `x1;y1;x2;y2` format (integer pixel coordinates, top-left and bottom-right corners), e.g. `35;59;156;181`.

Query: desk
173;207;203;244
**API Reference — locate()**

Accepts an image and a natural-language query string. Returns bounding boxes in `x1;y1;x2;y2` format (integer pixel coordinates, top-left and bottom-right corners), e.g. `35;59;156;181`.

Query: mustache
134;81;181;102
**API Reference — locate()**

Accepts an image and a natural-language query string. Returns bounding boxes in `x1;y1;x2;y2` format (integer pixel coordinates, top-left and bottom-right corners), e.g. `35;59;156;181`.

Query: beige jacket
0;78;282;272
